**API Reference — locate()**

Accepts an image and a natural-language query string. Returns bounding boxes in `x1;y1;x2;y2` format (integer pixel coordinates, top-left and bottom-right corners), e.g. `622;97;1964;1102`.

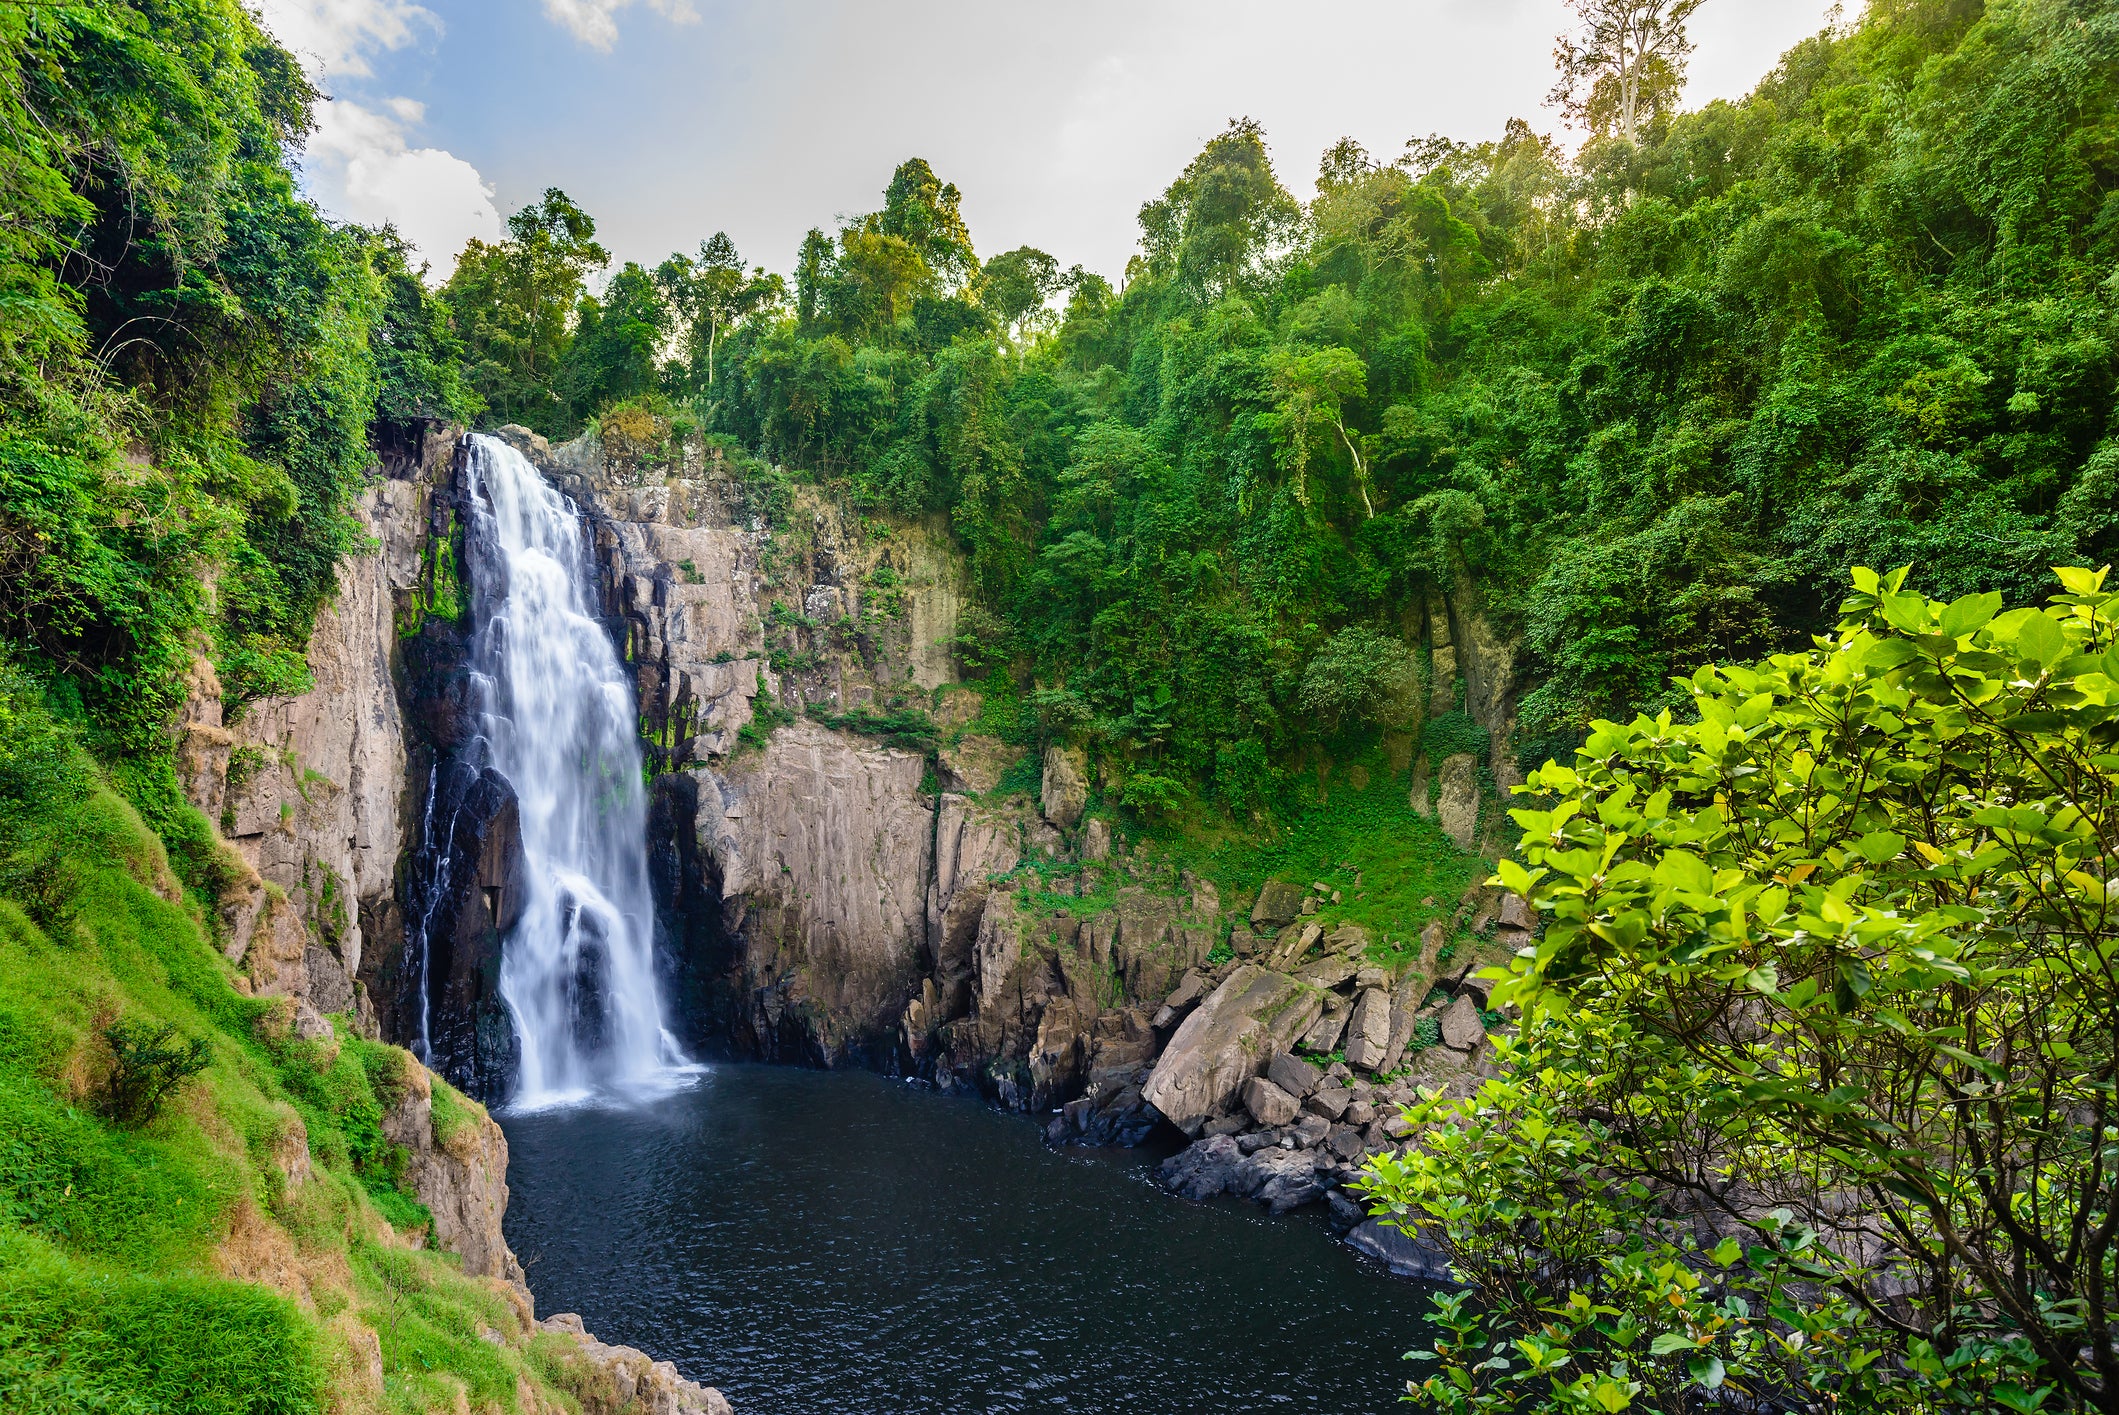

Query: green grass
0;672;591;1414
1133;743;1482;972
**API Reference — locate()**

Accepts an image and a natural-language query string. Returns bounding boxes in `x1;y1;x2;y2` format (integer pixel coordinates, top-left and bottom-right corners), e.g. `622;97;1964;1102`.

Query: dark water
500;1064;1436;1414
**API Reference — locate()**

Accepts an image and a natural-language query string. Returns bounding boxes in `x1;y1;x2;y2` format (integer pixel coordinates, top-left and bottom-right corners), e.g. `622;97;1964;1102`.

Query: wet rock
1326;1187;1368;1231
1041;744;1088;829
1252;1147;1327;1214
1249;880;1305;928
1243;1076;1301;1127
1141;966;1324;1136
1440;994;1486;1052
1265;1051;1323;1100
1346;1219;1457;1283
1327;1124;1366;1161
1159;1134;1248;1199
1343;987;1393;1070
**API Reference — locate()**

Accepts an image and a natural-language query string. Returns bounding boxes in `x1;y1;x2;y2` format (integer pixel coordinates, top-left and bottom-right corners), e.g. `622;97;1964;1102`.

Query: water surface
501;1064;1435;1414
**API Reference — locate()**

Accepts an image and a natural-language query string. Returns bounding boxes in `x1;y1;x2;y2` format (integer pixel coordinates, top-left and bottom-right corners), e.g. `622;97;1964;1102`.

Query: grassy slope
0;700;602;1414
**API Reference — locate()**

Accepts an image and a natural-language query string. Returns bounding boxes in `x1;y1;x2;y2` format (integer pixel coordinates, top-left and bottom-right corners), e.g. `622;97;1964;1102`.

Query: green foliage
807;703;939;752
94;1021;211;1129
1298;626;1416;728
592;0;2119;806
1365;564;2119;1411
442;188;609;437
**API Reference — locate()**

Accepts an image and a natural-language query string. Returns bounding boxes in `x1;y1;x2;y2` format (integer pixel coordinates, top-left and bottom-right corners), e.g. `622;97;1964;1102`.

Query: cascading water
463;433;686;1105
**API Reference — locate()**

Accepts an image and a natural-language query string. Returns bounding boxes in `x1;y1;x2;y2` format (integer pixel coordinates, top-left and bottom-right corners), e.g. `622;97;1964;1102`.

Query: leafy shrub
1363;566;2119;1412
94;1022;210;1129
1298;626;1417;727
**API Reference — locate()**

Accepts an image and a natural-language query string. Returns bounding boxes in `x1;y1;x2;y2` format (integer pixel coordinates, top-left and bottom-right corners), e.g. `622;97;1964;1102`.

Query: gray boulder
1250;879;1305;927
1141;966;1325;1135
1343;987;1393;1070
1346;1219;1458;1283
1436;753;1480;850
1266;1051;1323;1099
1292;1114;1331;1147
1306;1085;1351;1121
1041;744;1089;829
1440;994;1486;1052
1243;1076;1301;1127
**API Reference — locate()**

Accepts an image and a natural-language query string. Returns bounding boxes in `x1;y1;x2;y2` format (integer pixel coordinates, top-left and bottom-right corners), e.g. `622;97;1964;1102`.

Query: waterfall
464;433;686;1105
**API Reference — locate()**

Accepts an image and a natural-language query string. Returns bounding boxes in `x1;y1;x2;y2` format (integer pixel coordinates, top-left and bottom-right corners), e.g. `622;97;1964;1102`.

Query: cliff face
493;426;1523;1158
176;425;455;1027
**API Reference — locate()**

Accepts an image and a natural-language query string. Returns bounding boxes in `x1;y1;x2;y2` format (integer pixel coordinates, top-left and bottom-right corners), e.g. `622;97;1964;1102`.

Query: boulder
1300;1006;1348;1054
1343;987;1393;1070
1250;879;1305;928
1343;1100;1376;1127
1436;752;1480;851
1346;1219;1457;1283
1041;744;1089;829
1292;1114;1331;1147
1243;1076;1302;1127
1499;892;1535;931
1265;1051;1323;1100
1327;1124;1366;1161
1264;921;1322;971
1141;966;1324;1135
1152;969;1209;1028
1295;955;1359;989
1354;965;1390;991
1252;1147;1328;1214
1305;1086;1351;1121
1082;817;1112;862
1440;993;1486;1052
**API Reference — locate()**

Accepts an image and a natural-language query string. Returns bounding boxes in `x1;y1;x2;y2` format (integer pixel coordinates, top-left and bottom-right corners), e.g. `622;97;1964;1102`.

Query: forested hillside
450;0;2116;811
1;0;2116;1409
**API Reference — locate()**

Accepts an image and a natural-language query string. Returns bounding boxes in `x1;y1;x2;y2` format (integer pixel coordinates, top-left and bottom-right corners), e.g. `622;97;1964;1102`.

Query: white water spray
465;433;686;1106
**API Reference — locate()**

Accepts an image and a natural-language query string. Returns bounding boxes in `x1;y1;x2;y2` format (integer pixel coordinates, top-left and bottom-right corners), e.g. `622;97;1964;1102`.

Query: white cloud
251;0;499;273
541;0;699;53
255;0;437;79
303;97;503;274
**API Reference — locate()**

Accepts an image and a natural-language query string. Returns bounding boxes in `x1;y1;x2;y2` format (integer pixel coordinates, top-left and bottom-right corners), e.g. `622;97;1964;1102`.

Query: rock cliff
177;424;455;1026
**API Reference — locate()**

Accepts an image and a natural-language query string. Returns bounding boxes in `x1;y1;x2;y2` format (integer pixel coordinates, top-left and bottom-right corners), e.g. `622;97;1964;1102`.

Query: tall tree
979;245;1064;351
1549;0;1709;144
442;189;609;434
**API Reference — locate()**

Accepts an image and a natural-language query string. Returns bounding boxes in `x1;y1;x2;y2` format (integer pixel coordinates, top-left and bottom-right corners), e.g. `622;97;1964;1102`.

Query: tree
980;245;1064;350
1261;346;1375;514
442;188;609;435
1364;564;2119;1412
1549;0;1709;145
559;260;670;419
1298;626;1415;726
671;231;776;386
875;157;977;290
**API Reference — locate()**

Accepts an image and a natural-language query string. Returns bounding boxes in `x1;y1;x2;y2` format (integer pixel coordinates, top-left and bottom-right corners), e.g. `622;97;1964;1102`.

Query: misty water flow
465;433;686;1105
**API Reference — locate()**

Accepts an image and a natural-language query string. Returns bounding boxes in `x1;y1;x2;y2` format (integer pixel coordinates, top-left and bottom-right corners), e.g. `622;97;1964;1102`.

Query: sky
257;0;1848;284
